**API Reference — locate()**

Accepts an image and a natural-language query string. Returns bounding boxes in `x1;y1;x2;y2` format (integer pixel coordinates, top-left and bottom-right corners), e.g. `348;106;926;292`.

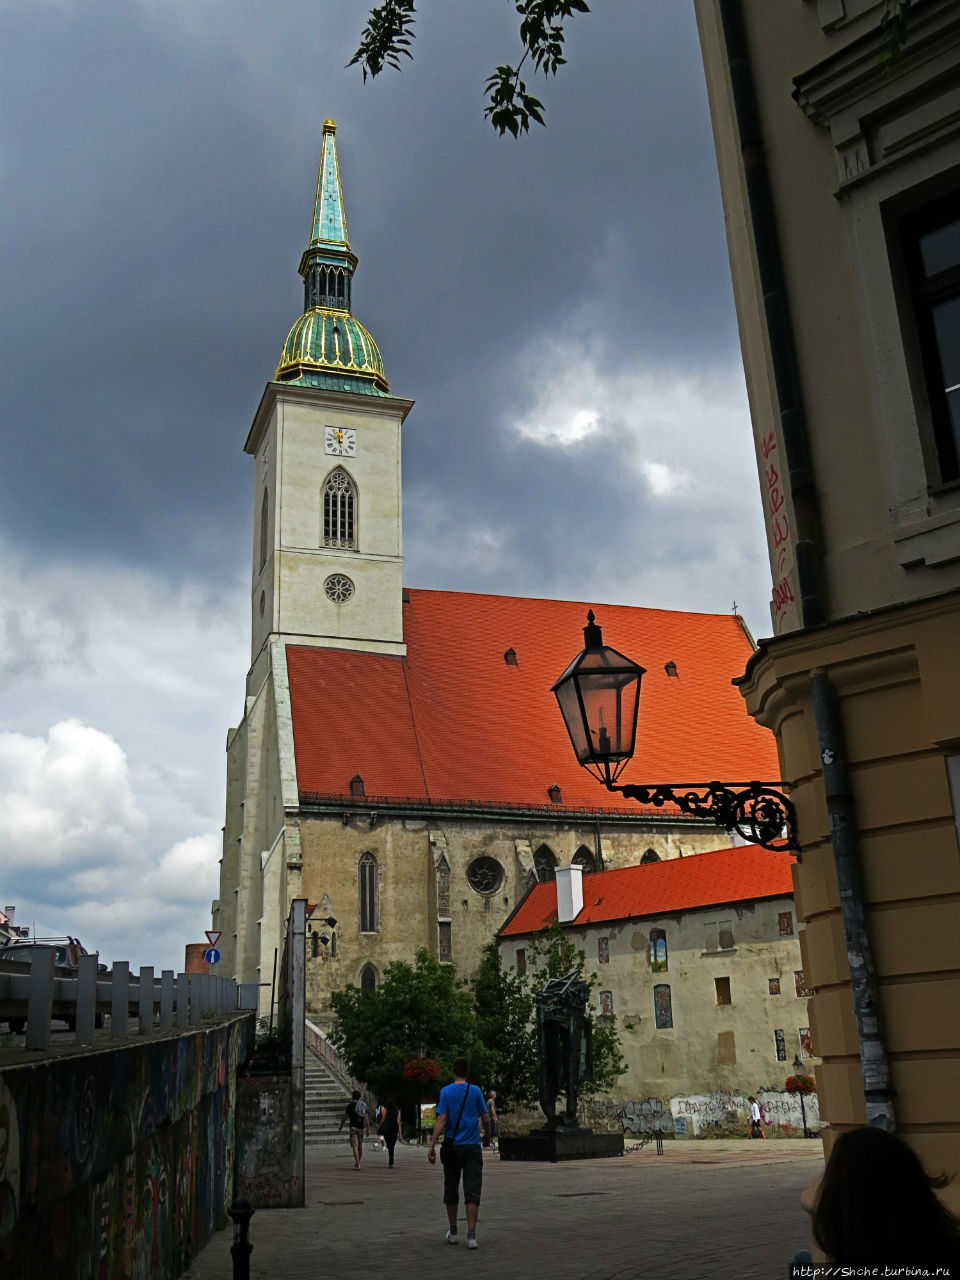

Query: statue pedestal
499;1127;624;1163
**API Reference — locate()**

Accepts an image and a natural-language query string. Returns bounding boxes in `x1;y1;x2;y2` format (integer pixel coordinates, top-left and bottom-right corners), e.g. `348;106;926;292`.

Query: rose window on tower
324;574;355;603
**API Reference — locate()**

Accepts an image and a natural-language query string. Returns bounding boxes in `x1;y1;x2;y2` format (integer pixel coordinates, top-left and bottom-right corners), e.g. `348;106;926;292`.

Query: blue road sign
204;947;221;965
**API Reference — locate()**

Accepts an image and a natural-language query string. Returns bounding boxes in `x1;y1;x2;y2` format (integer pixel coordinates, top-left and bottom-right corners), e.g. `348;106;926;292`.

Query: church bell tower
244;120;413;666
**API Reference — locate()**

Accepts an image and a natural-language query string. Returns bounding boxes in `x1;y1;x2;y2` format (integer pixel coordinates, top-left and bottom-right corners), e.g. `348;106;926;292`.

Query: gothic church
212;122;780;1022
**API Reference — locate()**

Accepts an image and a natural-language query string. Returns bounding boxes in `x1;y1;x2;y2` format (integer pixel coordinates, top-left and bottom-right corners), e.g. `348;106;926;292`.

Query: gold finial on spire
323;118;337;132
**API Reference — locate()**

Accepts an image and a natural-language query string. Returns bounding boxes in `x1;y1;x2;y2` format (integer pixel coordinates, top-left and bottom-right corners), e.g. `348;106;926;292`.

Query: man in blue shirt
427;1057;489;1249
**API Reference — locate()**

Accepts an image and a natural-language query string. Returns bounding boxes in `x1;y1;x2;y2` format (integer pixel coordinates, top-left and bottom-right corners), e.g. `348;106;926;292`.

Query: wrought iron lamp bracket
605;779;798;854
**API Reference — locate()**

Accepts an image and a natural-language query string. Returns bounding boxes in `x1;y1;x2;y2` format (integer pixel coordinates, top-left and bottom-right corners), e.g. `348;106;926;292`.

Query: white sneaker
445;1230;459;1245
467;1236;479;1250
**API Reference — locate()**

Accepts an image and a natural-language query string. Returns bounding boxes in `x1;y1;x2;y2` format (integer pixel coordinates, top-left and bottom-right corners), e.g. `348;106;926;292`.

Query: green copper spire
276;120;390;395
298;119;357;313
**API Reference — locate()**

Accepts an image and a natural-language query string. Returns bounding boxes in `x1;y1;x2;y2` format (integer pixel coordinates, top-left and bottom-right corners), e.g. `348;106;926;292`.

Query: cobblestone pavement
184;1139;823;1280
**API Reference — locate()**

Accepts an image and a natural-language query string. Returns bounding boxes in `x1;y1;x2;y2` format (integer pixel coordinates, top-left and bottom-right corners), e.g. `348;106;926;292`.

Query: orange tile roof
498;844;795;938
287;589;780;813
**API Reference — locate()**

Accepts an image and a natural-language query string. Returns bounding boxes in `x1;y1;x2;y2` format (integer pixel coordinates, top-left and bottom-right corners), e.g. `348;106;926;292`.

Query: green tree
471;942;537;1110
330;947;487;1105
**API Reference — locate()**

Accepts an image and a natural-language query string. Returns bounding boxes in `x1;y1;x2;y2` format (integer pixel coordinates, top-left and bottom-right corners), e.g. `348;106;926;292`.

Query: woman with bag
378;1099;401;1168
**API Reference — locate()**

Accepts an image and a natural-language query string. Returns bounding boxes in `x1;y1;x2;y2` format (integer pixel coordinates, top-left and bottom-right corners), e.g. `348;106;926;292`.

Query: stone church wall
297;809;741;1022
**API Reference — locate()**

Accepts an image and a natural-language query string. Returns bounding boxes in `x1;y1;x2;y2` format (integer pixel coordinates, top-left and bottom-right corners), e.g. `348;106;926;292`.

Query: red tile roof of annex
498;844;794;938
286;588;780;814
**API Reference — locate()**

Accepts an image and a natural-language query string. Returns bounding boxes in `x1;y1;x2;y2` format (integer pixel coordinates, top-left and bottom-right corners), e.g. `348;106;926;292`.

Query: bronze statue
536;972;594;1128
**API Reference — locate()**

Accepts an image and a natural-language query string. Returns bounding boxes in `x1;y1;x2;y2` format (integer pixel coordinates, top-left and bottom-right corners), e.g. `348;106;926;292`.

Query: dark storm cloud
0;0;750;604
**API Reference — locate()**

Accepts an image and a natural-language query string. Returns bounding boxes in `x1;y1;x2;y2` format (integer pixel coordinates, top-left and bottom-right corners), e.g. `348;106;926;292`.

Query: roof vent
504;648;518;666
664;661;678;678
349;774;365;797
547;783;562;805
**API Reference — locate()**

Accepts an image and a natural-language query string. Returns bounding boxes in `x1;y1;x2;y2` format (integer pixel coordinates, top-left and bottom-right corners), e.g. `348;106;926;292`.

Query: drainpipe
716;0;826;628
809;670;896;1131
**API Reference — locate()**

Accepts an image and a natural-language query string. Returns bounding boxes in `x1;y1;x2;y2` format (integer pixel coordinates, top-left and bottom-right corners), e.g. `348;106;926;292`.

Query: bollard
229;1199;254;1280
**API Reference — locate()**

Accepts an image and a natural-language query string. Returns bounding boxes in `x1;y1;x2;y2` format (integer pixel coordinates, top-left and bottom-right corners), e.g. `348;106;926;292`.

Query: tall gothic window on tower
323;468;356;549
259;489;269;573
359;852;378;933
534;845;557;883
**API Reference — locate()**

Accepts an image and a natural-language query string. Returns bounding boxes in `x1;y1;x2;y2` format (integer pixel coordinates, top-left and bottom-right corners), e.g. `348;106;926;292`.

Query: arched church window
654;984;673;1030
534;845;557;883
572;846;596;873
259;489;269;573
311;933;319;958
640;848;661;864
323;468;356;549
360;964;377;990
359;852;378;933
650;928;668;973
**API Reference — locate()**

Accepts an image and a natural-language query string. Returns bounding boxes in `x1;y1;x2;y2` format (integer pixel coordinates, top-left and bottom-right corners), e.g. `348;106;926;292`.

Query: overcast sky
0;0;771;972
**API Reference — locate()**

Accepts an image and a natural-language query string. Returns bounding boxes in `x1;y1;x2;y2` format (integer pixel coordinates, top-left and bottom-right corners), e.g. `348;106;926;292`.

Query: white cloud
0;545;246;970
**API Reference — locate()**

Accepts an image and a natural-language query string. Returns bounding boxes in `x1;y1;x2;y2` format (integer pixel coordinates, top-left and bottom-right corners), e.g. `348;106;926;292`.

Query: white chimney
555;865;583;924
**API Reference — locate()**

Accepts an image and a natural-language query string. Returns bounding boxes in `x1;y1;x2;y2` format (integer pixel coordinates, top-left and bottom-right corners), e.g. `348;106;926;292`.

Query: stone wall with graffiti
0;1013;252;1279
609;1087;820;1138
235;1074;299;1208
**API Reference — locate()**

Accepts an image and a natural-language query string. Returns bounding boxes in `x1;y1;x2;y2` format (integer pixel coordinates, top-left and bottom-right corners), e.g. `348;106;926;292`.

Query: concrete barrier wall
0;1013;253;1279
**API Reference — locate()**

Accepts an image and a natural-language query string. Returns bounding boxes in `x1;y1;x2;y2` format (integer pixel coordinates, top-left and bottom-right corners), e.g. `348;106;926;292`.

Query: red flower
403;1057;440;1085
785;1073;816;1095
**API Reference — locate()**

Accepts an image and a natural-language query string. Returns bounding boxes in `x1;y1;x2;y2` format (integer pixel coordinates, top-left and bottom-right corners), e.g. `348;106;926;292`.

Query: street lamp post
793;1055;811;1138
552;612;798;853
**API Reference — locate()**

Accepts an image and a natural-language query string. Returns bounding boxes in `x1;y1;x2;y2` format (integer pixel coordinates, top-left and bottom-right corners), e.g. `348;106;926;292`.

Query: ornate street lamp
552;612;798;853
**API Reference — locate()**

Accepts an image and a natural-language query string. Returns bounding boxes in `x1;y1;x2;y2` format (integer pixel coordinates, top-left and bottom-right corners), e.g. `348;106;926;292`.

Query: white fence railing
305;1018;367;1095
0;951;256;1053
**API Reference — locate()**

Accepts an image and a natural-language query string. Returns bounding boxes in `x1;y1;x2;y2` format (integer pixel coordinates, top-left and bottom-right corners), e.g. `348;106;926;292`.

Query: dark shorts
442;1143;483;1206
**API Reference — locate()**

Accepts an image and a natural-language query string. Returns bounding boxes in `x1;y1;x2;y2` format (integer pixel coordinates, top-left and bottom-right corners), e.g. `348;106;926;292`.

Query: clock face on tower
324;426;356;456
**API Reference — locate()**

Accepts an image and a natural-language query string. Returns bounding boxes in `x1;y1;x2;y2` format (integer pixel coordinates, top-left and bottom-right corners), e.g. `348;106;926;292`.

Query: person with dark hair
338;1089;369;1171
378;1098;401;1168
427;1057;489;1249
790;1126;960;1276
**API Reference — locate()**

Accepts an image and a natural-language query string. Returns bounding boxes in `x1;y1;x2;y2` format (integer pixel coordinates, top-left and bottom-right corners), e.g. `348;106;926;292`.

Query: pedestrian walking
485;1090;498;1147
748;1096;765;1139
378;1098;402;1167
338;1090;369;1169
427;1057;489;1249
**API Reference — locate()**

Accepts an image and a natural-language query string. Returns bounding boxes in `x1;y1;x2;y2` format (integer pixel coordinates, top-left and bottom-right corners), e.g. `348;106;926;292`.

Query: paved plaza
184;1139;824;1280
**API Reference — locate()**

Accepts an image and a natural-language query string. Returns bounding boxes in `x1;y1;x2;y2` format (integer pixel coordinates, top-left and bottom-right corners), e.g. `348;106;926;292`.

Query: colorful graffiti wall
0;1015;252;1280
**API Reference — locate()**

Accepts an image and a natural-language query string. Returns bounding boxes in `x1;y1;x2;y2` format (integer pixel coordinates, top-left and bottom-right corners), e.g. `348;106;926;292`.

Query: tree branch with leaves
349;0;590;137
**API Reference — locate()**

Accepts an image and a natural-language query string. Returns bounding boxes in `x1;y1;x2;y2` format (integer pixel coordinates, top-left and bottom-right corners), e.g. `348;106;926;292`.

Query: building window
718;920;734;950
572;846;596;873
323;467;356;548
774;1029;786;1062
599;990;614;1016
259;488;269;573
649;928;667;973
516;948;526;976
768;977;781;995
598;937;610;964
360;964;377;990
640;848;660;864
795;970;812;998
654;984;673;1030
715;976;732;1006
436;858;450;915
534;845;557;882
330;933;337;958
439;921;452;963
466;856;503;895
778;911;794;936
359;852;377;933
798;1027;813;1059
311;933;319;958
324;573;355;604
901;193;960;483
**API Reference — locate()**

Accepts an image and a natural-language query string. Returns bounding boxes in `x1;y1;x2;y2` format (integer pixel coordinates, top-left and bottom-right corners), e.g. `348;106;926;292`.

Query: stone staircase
304;1047;353;1146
